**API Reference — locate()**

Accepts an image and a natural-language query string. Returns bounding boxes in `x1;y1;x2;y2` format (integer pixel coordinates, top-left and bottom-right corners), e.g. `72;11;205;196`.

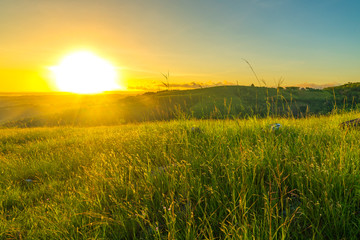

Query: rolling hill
1;83;359;128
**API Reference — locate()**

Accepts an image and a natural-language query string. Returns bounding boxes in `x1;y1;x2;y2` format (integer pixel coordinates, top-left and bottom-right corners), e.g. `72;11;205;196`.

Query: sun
50;51;122;94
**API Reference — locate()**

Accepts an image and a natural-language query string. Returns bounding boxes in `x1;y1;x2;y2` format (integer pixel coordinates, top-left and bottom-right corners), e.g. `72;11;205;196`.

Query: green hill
1;83;359;127
325;82;360;107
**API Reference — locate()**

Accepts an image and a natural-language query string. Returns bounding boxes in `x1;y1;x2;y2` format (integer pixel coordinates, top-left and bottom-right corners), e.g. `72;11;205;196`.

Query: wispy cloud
294;82;341;89
127;80;236;91
126;81;344;92
159;80;235;89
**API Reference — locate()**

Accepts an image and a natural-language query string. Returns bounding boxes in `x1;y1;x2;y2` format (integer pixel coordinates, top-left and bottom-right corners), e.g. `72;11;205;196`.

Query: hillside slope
2;84;359;127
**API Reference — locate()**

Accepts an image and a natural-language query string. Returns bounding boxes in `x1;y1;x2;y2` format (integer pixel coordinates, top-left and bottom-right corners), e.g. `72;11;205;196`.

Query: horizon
0;81;349;97
1;0;359;93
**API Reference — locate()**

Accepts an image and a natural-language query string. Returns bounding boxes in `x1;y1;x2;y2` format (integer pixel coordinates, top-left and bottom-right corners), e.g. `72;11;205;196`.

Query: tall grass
0;111;360;239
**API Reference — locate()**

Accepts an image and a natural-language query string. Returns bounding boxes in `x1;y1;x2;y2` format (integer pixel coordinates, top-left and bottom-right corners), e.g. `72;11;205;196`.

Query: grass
1;111;360;239
0;85;342;127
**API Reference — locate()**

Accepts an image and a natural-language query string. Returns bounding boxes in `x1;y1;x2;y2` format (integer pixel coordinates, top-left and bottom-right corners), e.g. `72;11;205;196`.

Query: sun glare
50;51;122;94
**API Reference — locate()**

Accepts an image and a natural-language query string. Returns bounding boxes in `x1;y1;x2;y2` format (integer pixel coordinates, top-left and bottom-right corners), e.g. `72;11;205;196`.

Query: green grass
1;111;360;239
2;83;360;127
0;85;344;127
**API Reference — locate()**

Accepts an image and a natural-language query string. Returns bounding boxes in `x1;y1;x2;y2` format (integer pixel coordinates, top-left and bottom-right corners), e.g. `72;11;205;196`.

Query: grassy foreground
1;112;360;239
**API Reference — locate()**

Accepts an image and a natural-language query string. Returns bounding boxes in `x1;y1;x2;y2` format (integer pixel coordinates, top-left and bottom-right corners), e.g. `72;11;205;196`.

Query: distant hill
1;83;359;127
325;82;360;107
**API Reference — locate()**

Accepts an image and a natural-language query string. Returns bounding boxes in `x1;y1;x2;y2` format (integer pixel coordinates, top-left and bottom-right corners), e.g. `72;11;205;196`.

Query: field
1;83;360;128
1;110;360;239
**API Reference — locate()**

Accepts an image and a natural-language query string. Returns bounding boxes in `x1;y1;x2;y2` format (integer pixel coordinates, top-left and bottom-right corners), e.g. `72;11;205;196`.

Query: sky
0;0;359;92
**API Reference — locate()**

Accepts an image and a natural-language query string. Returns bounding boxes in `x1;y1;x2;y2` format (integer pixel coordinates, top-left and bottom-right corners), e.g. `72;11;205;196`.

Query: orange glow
50;51;123;94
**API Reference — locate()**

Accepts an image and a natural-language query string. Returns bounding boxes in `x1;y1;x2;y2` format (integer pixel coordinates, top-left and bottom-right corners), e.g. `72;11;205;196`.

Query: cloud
154;80;235;89
126;80;237;92
127;81;344;92
294;82;341;89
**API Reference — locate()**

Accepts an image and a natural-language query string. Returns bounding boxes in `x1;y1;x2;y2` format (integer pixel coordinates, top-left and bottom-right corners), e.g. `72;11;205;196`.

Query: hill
325;82;360;107
1;83;359;127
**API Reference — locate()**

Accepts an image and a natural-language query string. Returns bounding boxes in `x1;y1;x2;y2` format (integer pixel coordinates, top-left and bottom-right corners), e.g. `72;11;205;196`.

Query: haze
0;0;359;92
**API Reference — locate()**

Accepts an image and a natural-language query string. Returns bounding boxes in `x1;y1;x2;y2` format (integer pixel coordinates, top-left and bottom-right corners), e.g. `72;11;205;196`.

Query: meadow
2;83;360;127
1;110;360;239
